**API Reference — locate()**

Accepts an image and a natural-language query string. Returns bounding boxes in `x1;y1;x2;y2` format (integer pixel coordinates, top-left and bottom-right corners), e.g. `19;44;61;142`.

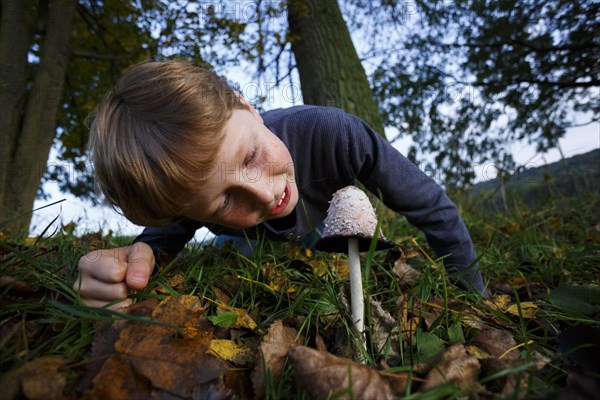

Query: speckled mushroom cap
315;186;394;253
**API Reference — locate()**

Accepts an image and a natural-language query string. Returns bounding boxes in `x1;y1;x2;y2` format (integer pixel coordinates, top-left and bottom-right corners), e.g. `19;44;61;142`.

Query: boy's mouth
270;184;290;216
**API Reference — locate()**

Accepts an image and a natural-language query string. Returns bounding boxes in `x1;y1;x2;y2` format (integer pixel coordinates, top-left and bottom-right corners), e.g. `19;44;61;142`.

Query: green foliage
208;311;238;328
548;285;600;317
371;0;599;185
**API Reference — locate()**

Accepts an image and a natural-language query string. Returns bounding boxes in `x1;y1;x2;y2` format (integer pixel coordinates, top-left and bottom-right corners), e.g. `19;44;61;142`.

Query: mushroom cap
315;186;394;253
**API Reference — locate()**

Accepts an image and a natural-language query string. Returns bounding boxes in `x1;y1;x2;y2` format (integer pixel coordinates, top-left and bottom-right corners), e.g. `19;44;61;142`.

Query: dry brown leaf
0;275;33;293
288;345;395;400
466;327;533;396
85;354;150;400
155;273;186;294
92;295;231;399
467;326;518;362
118;296;227;397
315;332;328;353
0;355;67;400
78;299;159;393
369;299;400;357
420;344;481;392
213;287;232;304
262;261;297;294
402;317;421;341
392;259;421;286
252;320;301;399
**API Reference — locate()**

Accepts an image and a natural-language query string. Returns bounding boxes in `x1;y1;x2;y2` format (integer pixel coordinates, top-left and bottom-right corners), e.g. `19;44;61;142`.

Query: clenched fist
73;242;155;309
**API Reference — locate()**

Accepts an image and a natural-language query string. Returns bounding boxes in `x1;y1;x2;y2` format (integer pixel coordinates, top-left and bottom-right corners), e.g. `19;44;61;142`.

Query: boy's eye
222;193;231;210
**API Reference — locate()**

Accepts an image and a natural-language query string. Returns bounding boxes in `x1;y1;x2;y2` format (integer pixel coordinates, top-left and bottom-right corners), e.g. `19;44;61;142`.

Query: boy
75;60;486;309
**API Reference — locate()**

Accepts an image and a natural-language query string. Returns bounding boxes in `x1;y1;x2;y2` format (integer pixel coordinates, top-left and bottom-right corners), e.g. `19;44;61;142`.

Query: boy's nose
241;180;275;207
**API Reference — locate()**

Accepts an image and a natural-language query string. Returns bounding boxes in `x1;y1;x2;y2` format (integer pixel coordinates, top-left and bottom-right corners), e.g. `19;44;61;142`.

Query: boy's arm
132;218;204;267
339;112;486;295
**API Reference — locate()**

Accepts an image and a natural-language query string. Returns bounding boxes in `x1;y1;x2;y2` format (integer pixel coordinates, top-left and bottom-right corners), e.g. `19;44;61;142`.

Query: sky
27;3;600;238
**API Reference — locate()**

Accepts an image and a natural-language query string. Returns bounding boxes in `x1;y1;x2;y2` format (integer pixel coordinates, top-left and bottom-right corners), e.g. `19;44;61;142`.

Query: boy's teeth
277;191;286;206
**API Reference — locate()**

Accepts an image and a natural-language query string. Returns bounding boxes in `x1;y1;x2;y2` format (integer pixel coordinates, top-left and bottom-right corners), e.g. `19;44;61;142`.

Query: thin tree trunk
287;0;386;137
0;0;75;234
0;0;37;225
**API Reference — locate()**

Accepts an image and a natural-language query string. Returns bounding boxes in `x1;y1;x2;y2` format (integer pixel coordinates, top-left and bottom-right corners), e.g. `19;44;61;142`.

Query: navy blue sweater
134;106;485;293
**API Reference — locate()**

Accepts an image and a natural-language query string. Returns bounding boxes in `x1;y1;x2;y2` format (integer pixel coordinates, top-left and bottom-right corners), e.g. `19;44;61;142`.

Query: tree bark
287;0;386;137
0;0;75;234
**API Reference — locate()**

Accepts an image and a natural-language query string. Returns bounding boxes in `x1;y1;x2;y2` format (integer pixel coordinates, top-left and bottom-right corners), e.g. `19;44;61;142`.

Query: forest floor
1;188;599;399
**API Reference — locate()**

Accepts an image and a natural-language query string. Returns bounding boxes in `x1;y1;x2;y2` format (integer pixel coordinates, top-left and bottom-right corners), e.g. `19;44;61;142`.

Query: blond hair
89;60;242;226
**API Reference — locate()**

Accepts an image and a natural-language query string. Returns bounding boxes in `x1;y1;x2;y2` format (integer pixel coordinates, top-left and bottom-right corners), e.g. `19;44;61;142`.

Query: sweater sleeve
132;218;203;260
338;111;486;294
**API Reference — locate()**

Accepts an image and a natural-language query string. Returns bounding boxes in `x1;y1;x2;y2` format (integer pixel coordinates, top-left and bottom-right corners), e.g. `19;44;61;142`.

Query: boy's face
183;107;299;229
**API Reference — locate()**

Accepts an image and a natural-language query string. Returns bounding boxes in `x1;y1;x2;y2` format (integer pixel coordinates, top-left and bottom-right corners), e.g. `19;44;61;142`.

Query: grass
1;189;599;399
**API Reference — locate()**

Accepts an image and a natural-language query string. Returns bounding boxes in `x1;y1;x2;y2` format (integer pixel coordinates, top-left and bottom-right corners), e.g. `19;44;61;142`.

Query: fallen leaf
506;276;527;285
88;296;237;398
262;261;297;294
0;275;33;293
85;354;150;399
208;311;239;328
465;345;493;360
288;345;395;400
483;294;511;312
392;259;421;286
369;299;400;357
420;344;481;392
155;273;186;294
467;327;518;362
252;320;301;399
110;296;230;398
416;331;446;361
315;333;328;353
208;339;254;366
506;302;538;318
214;301;261;332
213;287;232;304
0;355;67;400
549;285;600;316
402;317;421;341
78;299;159;393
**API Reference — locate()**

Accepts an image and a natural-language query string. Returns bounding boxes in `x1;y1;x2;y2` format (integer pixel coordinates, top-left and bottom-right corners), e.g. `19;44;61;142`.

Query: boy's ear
235;92;263;123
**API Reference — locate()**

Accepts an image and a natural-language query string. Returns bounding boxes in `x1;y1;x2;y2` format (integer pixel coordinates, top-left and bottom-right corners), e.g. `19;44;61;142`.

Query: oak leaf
420;344;481;392
288;344;395;400
252;320;301;399
0;356;67;400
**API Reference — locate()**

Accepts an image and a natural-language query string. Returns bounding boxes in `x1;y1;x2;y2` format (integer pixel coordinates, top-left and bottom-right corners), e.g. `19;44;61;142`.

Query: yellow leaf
506;276;527;285
506;302;538;318
401;317;420;340
208;339;254;366
483;294;511;312
465;345;492;359
213;301;262;333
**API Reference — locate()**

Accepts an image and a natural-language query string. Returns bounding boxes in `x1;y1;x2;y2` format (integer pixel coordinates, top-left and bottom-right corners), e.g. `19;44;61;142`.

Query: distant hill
470;149;599;208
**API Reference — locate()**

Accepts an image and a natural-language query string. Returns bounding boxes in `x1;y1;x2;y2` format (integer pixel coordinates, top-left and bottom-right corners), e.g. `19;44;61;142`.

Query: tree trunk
0;0;75;235
287;0;385;137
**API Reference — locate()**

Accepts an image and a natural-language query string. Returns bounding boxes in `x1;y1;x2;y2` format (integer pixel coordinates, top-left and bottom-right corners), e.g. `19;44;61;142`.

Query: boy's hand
73;242;155;309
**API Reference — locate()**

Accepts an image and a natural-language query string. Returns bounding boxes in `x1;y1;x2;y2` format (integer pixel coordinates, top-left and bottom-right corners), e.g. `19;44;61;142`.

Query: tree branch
70;48;134;61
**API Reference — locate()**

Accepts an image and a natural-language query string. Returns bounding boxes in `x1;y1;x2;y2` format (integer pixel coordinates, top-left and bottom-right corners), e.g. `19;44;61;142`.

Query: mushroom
315;186;394;344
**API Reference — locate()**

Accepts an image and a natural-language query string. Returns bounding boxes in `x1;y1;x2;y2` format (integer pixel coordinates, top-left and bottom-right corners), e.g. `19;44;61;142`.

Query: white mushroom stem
348;238;365;344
